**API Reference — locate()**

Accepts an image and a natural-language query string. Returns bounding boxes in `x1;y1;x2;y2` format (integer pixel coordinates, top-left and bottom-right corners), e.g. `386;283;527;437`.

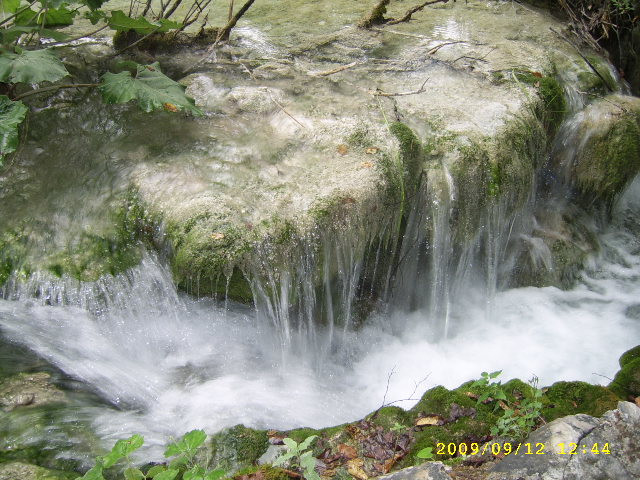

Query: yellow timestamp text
434;442;612;456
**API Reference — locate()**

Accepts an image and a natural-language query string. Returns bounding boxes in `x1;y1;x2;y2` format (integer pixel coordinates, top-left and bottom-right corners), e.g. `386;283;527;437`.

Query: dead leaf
163;102;179;112
534;81;541;88
338;443;358;460
532;71;543;78
337;144;349;155
449;403;476;422
346;459;368;480
360;161;374;168
465;391;479;400
415;414;445;426
498;400;509;411
210;232;225;240
635;396;640;408
365;147;379;154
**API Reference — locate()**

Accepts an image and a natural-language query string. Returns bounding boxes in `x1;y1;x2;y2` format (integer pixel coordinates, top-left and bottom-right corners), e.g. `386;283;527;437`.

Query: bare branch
14;83;100;101
388;0;452;25
313;61;359;77
215;0;256;43
369;77;429;97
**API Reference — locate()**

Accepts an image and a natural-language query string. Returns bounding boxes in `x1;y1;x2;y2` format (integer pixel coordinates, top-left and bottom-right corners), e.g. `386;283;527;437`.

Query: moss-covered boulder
609;349;640;400
206;425;269;473
619;344;640;367
541;381;620;421
570;95;640;207
0;462;75;480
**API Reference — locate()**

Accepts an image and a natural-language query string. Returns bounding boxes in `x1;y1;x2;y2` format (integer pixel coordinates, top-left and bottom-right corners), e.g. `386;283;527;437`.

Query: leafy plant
470;370;507;407
490;376;544;440
76;430;226;480
273;436;320;480
416;447;434;460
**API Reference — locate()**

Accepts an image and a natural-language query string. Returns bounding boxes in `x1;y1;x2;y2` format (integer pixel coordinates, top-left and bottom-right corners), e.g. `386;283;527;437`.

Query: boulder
487;401;640;479
0;462;75;480
0;373;65;412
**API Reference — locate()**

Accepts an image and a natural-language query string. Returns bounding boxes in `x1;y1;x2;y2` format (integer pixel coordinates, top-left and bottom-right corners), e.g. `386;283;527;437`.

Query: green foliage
416;447;434;460
273;436;320;480
0;48;68;84
0;95;27;165
108;10;181;34
470;370;507;406
471;372;543;440
77;430;226;480
100;62;202;115
15;6;76;26
0;0;21;14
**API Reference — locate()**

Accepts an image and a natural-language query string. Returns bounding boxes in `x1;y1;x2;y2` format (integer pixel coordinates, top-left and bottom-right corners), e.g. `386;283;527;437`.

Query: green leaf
0;95;27;165
107;10;180;34
489;370;502;379
272;452;294;467
100;62;202;115
0;49;68;84
82;0;107;10
416;447;433;459
103;434;144;468
15;7;75;26
204;469;226;480
300;450;316;471
282;438;298;451
298;435;317;452
146;465;167;478
0;26;68;43
181;429;207;452
154;470;179;480
183;466;206;480
84;8;105;24
124;468;145;480
0;0;20;14
77;465;105;480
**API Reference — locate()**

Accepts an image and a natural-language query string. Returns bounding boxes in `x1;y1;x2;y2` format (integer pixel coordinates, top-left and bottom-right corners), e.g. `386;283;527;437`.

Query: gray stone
0;372;65;412
377;462;451;480
487;401;640;480
0;462;74;480
257;444;287;465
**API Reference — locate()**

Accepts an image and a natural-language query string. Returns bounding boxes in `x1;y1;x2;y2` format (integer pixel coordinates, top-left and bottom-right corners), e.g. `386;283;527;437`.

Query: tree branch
215;0;256;43
14;83;100;101
388;0;452;25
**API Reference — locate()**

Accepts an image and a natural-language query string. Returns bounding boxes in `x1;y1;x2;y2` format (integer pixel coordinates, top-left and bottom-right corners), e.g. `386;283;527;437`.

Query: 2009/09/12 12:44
433;442;612;456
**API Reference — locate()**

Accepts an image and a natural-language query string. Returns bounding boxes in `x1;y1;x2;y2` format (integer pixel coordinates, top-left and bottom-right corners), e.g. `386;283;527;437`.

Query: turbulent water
1;174;640;463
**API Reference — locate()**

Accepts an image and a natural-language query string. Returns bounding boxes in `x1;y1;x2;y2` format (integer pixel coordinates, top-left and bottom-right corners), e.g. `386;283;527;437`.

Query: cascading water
1;36;640;475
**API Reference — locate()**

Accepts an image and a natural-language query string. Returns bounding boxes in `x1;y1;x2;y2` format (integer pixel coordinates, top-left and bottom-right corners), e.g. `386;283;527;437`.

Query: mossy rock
609;357;640;400
233;465;292;480
366;406;411;430
619;345;640;367
542;381;620;421
207;425;269;473
0;462;76;480
573;95;640;207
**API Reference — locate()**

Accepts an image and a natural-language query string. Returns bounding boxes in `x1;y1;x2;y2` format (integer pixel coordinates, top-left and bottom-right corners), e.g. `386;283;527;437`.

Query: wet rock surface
0;373;65;412
0;462;75;480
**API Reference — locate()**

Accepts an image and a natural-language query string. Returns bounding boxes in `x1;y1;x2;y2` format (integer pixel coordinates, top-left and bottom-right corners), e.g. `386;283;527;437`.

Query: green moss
609;357;640;400
208;425;269;473
576;111;640;204
0;462;76;480
0;229;30;287
542;381;620;421
389;122;424;195
233;465;291;480
366;406;411;430
514;70;566;133
619;345;640;367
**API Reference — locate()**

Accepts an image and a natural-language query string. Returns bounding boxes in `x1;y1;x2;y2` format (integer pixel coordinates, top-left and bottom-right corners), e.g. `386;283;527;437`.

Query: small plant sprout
273;435;320;480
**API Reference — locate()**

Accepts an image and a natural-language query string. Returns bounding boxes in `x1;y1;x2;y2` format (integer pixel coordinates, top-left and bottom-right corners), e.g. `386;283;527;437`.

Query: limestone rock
487;401;640;479
0;373;65;412
377;462;451;480
0;462;75;480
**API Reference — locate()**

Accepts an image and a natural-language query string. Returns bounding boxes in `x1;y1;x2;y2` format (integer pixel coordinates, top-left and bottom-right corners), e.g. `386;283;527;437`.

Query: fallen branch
313;61;359;76
388;0;453;25
370;26;428;39
369;77;429;97
14;83;100;101
427;40;466;54
359;0;391;28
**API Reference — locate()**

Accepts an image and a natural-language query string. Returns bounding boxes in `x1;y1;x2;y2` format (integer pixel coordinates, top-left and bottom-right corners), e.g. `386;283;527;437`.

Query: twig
14;83;100;101
369;77;429;96
388;0;452;25
240;62;308;130
215;0;256;43
313;61;359;77
42;25;109;47
113;25;162;55
591;372;614;382
370;371;431;419
0;0;37;27
427;40;466;54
